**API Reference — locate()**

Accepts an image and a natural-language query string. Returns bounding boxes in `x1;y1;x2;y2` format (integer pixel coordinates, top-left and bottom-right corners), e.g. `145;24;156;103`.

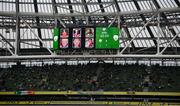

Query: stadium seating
149;65;180;92
0;63;180;92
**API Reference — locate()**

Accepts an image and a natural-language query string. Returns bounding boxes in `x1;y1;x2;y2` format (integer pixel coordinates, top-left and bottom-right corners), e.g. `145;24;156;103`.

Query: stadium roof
0;0;180;61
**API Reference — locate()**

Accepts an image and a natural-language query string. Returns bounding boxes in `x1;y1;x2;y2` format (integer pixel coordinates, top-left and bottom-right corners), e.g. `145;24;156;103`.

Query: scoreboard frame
53;26;120;50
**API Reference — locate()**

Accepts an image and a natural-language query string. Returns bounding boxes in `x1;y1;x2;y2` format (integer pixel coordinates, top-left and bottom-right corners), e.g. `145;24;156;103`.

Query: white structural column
15;0;20;55
157;13;160;54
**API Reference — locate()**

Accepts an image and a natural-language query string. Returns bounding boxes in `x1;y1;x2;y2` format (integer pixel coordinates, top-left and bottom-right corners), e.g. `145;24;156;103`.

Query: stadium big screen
96;27;119;49
72;28;81;48
85;28;94;48
53;27;59;49
59;28;69;48
53;27;120;49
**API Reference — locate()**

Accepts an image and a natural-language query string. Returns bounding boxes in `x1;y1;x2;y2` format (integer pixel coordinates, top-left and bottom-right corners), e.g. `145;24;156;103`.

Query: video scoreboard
53;27;120;49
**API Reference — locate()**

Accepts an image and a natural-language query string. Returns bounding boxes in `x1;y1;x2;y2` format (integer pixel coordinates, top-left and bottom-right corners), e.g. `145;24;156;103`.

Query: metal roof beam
0;33;15;49
21;18;54;55
34;0;43;48
97;0;108;23
113;0;135;49
81;0;91;24
0;38;14;55
174;0;180;7
3;37;180;42
2;54;180;60
67;0;76;24
152;0;180;47
1;21;180;29
120;13;158;54
132;0;157;47
0;7;179;17
160;32;180;54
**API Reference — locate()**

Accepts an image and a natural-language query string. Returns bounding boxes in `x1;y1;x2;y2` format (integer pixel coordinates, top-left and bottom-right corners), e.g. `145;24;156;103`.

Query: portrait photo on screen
60;39;68;48
60;29;69;38
85;28;94;37
85;38;94;48
73;28;81;37
73;38;81;48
